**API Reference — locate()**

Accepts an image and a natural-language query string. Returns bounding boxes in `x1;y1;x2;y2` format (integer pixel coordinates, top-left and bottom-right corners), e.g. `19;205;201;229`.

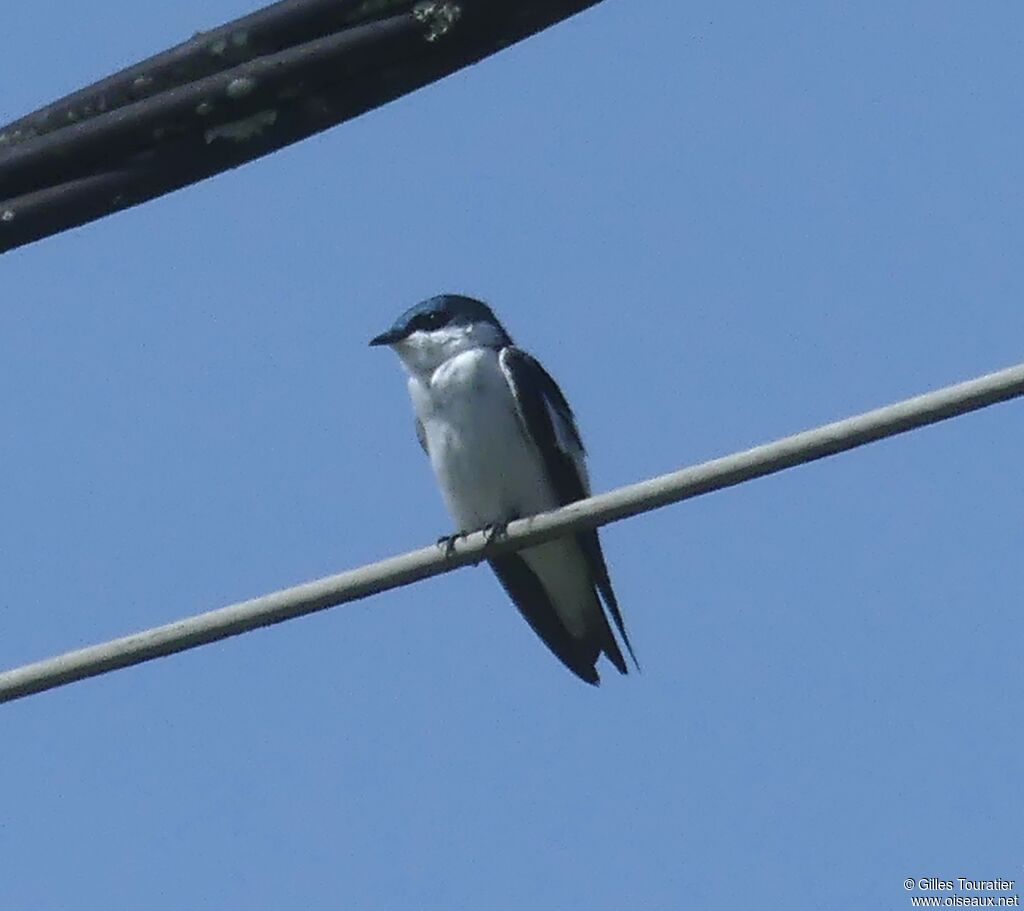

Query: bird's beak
369;328;402;347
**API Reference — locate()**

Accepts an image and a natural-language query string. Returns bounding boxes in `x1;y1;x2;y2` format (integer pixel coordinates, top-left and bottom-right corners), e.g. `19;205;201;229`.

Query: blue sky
2;1;1022;908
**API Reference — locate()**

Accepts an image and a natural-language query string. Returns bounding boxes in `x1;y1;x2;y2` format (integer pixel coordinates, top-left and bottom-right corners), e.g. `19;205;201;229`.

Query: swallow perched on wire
371;294;637;684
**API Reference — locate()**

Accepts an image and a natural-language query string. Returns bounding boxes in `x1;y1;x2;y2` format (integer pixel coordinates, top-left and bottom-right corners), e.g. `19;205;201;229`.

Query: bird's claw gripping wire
436;520;509;559
483;521;509;547
436;531;467;558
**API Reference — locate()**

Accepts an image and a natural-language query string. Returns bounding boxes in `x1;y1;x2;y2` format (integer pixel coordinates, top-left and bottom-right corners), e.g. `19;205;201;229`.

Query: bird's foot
436;531;468;558
483;520;510;546
437;519;512;559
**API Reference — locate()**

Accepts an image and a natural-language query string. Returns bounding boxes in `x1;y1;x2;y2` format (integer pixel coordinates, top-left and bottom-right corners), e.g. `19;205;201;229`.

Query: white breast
408;348;556;530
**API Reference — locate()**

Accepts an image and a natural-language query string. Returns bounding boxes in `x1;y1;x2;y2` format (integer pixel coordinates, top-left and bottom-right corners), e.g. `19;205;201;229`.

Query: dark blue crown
370;294;512;346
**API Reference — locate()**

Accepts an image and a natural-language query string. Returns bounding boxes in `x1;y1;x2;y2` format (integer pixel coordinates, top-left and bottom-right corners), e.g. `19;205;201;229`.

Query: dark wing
489;554;600;685
497;347;638;672
497;347;587;502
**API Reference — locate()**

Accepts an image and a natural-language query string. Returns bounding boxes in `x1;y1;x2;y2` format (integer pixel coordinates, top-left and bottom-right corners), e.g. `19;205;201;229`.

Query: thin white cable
2;361;1022;704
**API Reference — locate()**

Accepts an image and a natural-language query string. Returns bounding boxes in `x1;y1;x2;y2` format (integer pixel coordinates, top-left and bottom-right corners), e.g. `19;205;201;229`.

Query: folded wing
497;347;637;675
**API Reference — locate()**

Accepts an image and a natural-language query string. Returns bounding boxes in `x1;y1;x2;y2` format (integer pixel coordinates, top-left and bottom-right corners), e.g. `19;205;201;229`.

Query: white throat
393;321;507;380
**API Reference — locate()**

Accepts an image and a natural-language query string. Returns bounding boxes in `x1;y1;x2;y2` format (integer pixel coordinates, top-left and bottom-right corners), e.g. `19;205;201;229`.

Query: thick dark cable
0;0;604;253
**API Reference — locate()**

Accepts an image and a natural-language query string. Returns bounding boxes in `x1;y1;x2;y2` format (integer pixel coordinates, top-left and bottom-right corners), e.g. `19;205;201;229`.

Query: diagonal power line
1;361;1022;704
0;0;605;253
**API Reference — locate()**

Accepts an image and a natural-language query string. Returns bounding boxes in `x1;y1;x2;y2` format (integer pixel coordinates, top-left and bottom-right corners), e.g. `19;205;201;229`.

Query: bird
370;293;637;684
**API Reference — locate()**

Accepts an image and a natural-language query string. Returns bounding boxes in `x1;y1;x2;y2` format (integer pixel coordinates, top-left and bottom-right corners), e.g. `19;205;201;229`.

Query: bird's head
370;294;512;376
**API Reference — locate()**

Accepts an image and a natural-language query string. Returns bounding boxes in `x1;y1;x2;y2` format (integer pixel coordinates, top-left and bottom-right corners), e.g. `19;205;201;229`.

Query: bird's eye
419;311;446;330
